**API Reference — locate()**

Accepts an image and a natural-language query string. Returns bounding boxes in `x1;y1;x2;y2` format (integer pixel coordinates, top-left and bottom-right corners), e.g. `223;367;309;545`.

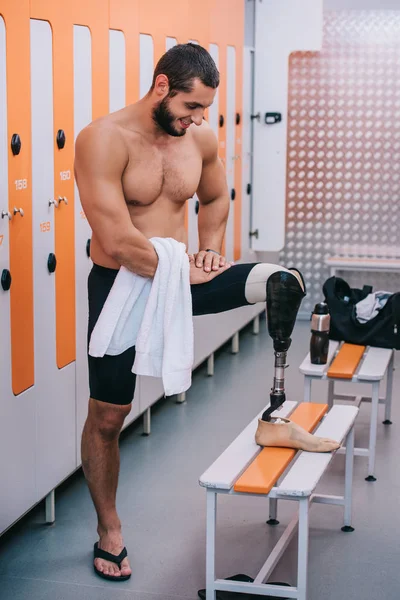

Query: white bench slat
298;341;340;376
356;347;393;381
276;405;358;497
199;401;298;490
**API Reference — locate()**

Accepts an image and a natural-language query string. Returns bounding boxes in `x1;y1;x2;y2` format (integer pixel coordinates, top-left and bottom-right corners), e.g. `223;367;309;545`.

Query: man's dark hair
151;43;220;96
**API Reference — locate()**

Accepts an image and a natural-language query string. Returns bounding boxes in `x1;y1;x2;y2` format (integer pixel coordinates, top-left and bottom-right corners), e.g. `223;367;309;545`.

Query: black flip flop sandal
197;574;291;599
93;541;131;582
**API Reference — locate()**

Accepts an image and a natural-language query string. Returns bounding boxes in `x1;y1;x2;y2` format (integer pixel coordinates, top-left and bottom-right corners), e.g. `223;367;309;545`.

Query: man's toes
120;558;132;576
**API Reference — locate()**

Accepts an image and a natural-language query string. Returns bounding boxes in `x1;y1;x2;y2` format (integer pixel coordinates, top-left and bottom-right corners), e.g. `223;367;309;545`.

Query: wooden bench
299;342;395;481
198;401;358;600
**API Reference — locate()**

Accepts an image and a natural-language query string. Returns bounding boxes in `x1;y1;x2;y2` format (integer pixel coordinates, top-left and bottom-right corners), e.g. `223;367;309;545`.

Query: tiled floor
1;317;399;599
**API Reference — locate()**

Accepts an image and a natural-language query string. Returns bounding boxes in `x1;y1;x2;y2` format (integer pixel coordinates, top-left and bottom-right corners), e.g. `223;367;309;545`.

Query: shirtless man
74;43;338;583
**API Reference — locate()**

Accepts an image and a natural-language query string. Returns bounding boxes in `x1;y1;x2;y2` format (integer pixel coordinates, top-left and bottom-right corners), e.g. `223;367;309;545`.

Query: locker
208;44;220;136
136;32;165;417
30;19;76;497
74;25;94;460
109;30;126;113
140;34;154;99
0;12;37;534
225;44;236;263
166;36;177;51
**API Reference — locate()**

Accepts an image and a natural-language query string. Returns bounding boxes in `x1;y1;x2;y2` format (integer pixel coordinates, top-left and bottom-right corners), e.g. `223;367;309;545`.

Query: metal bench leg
176;392;186;404
328;379;335;409
297;498;310;600
45;490;55;524
303;376;312;403
342;426;355;532
206;490;217;600
143;407;151;436
366;381;379;482
253;314;260;335
207;353;215;377
231;332;239;354
383;351;394;425
267;497;279;525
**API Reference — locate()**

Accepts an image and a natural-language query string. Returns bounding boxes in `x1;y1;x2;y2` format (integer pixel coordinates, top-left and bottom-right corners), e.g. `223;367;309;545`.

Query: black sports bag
322;276;400;350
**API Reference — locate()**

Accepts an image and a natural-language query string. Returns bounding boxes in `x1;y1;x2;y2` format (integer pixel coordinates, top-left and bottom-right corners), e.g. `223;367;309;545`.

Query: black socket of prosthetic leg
262;392;286;421
273;339;291;353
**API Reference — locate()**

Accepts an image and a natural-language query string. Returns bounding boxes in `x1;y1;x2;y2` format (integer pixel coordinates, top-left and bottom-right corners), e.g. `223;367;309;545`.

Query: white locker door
74;25;94;461
208;44;219;137
136;33;164;416
140;34;154;99
241;47;255;260
31;19;76;498
0;16;36;534
110;29;141;426
109;30;126;112
225;45;236;263
166;36;177;51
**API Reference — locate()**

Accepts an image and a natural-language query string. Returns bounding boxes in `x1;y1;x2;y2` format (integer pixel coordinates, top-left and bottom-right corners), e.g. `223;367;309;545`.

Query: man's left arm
195;124;230;273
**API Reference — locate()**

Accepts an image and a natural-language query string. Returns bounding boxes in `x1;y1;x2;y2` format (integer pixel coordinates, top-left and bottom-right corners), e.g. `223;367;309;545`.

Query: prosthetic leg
262;268;305;422
253;266;340;453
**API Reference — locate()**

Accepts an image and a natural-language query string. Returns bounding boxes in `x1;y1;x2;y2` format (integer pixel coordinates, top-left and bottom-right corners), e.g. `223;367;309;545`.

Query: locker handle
195;200;199;215
13;207;24;217
58;196;68;205
11;133;21;156
56;129;66;150
1;269;11;291
47;253;57;273
231;189;236;201
1;210;12;220
49;199;59;208
86;238;91;258
219;114;225;128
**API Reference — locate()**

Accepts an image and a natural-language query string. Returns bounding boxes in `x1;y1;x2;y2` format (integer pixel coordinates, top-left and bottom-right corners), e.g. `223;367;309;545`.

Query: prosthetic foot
255;417;340;453
257;267;339;453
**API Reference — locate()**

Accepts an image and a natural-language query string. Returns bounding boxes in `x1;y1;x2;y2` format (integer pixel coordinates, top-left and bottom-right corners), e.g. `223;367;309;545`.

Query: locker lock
1;269;11;291
11;133;21;156
231;189;236;201
265;112;282;125
47;253;57;273
57;129;66;150
219;114;225;128
236;113;241;125
195;200;199;215
86;238;91;258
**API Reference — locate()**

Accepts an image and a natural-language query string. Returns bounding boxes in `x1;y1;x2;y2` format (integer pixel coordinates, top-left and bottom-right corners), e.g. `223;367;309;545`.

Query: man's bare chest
122;142;203;206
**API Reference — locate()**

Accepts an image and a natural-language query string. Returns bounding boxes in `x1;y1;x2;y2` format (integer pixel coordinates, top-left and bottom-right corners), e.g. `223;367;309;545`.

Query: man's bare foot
94;529;132;579
255;418;341;453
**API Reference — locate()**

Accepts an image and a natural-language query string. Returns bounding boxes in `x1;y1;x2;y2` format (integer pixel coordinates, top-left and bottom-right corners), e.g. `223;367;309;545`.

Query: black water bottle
310;302;330;365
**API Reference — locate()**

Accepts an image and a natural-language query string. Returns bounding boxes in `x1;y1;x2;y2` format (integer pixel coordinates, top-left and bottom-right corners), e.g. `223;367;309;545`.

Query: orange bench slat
233;403;329;495
327;343;365;380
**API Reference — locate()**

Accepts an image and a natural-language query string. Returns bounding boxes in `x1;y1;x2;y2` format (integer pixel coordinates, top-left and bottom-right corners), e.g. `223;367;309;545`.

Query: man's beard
152;96;186;137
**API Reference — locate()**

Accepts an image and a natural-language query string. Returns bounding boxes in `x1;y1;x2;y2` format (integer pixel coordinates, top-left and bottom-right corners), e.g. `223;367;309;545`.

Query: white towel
355;291;392;323
88;237;194;396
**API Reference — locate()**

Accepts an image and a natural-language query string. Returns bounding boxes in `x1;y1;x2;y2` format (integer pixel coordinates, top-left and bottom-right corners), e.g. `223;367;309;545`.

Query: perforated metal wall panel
279;11;400;315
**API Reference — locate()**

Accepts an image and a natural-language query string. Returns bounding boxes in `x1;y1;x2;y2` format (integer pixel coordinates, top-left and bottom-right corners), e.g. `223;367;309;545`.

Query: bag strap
362;285;373;297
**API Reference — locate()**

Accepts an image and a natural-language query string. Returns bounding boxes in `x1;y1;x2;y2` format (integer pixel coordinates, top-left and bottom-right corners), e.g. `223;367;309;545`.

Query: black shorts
87;262;258;405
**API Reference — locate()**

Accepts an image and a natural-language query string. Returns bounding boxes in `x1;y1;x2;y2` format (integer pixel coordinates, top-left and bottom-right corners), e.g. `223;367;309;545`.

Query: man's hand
188;254;232;285
193;249;229;273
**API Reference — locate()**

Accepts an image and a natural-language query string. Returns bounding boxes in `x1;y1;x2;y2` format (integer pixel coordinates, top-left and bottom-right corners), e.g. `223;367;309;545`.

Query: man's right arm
74;125;158;278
